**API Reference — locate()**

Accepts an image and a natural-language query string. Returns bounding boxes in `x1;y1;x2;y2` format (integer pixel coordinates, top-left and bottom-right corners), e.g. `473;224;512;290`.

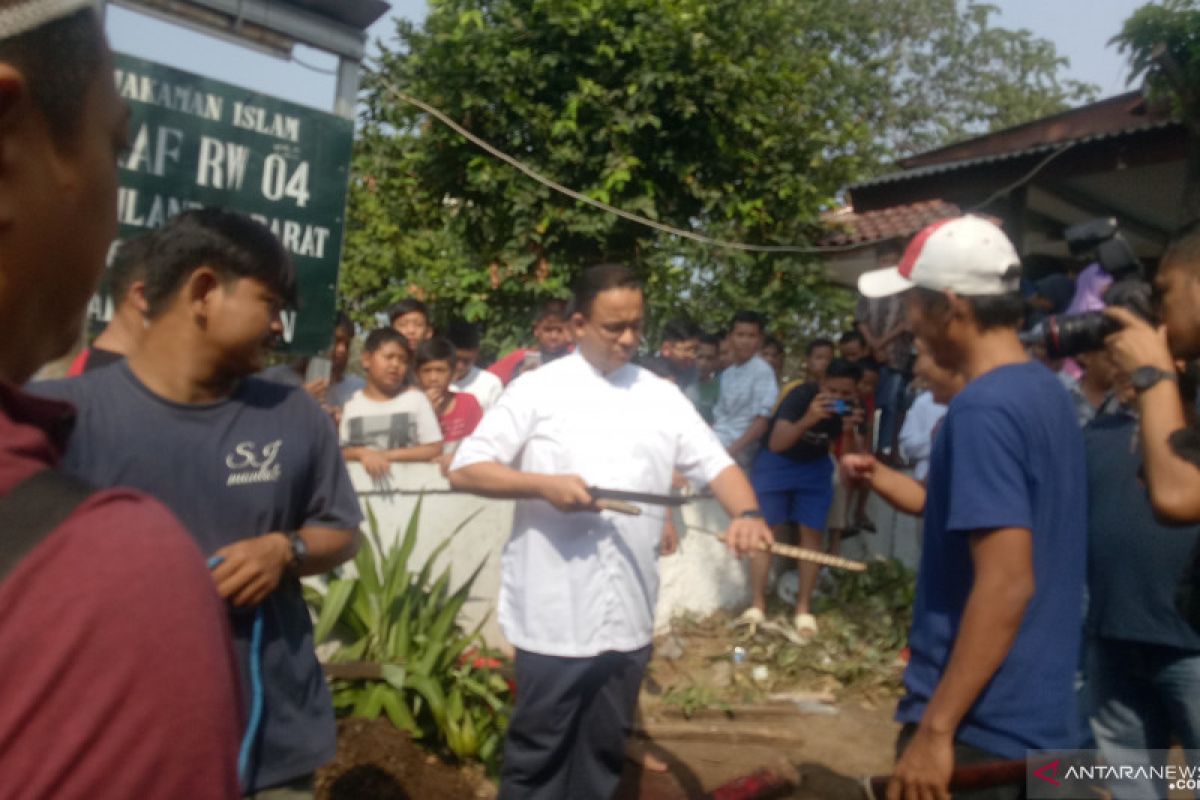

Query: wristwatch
738;509;764;520
1130;366;1178;394
285;530;308;572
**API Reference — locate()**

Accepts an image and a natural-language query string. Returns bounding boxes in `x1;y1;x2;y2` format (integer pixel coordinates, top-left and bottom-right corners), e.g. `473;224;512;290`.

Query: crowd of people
8;5;1200;800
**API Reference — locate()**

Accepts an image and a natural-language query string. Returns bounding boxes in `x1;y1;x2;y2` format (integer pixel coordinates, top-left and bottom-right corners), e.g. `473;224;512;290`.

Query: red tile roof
820;199;962;246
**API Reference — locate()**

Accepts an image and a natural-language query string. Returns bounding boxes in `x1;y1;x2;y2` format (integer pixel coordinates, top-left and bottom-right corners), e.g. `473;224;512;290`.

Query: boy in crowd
838;330;868;364
389;297;433;352
827;358;881;550
717;332;734;372
68;232;154;374
489;298;572;385
713;311;779;468
745;359;863;634
804;338;835;383
761;336;786;383
341;328;443;479
853;215;1086;799
36;209;363;796
685;331;722;425
416;338;484;450
324;312;365;411
656;318;701;387
0;6;243;795
447;319;503;410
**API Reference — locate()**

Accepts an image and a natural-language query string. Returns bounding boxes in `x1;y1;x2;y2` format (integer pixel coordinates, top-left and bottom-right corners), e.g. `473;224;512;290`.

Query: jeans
875;366;908;454
1088;637;1200;799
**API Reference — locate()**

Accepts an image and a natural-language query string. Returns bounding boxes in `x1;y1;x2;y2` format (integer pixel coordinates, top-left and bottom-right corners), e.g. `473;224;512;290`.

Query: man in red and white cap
846;215;1088;800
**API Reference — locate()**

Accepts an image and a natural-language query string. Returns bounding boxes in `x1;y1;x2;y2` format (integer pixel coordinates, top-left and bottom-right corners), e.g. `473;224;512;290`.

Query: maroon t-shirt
0;384;242;799
438;391;484;443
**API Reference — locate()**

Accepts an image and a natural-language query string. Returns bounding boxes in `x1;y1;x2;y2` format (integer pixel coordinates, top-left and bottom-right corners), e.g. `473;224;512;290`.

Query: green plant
304;499;511;771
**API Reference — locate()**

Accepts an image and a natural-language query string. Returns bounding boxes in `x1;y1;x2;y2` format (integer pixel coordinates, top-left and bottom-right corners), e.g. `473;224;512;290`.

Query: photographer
743;357;864;635
1104;221;1200;523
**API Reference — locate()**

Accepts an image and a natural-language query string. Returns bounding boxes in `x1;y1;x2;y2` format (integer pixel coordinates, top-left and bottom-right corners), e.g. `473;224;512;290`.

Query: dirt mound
316;718;493;800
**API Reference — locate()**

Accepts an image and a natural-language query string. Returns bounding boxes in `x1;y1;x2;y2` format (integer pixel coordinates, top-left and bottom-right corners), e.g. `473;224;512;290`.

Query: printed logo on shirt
225;440;283;485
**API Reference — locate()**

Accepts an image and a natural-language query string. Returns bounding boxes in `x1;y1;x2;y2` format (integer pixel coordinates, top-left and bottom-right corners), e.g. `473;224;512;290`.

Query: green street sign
98;52;355;354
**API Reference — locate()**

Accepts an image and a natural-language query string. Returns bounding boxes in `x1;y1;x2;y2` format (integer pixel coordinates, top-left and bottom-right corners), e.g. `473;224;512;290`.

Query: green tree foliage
845;0;1098;159
1113;0;1200;221
341;0;1092;350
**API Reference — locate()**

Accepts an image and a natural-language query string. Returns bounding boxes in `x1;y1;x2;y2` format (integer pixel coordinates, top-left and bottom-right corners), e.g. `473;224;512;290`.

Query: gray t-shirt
34;362;363;791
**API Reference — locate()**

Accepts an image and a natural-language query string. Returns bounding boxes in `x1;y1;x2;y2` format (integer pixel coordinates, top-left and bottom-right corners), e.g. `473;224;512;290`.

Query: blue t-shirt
1085;411;1200;649
897;361;1087;758
34;363;363;791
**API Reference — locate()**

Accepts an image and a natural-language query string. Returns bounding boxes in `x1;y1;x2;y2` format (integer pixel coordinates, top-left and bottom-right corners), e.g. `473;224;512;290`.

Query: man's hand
660;517;680;556
359;449;391;480
212;533;291;608
723;515;773;558
841;453;877;486
802;393;835;427
888;726;954;800
537;474;597;512
304;378;330;404
1104;306;1175;374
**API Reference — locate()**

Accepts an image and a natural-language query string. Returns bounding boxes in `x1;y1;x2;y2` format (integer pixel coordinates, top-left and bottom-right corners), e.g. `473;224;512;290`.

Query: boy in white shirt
341;328;443;479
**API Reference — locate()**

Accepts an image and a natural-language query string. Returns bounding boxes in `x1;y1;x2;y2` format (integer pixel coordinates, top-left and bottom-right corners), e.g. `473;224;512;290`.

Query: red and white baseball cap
857;215;1021;298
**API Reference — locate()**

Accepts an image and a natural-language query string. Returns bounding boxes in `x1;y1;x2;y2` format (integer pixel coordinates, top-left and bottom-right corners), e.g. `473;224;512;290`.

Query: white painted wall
332;464;922;653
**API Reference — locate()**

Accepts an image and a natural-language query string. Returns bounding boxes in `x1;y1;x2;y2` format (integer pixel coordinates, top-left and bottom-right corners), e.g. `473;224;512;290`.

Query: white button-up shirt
451;351;733;657
712;355;779;447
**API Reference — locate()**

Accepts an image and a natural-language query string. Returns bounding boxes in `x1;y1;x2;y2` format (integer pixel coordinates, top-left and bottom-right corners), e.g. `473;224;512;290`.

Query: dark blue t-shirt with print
896;361;1087;758
34;363;363;791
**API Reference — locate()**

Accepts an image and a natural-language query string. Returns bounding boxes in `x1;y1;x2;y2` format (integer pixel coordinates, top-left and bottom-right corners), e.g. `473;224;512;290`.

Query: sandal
793;612;819;637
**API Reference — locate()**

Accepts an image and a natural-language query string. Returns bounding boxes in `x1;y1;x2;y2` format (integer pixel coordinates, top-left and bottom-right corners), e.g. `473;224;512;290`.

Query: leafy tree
1113;0;1200;222
842;0;1098;159
341;0;1092;352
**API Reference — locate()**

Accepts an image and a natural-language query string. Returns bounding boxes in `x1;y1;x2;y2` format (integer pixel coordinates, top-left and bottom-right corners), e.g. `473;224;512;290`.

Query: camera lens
1036;312;1121;359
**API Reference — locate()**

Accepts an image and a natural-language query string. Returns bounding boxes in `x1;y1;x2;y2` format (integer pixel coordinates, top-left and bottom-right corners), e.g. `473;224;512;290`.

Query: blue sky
106;0;1148;115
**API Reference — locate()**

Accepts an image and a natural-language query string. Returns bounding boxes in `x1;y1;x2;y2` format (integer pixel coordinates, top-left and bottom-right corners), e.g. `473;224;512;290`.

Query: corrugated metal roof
851;119;1179;190
277;0;389;30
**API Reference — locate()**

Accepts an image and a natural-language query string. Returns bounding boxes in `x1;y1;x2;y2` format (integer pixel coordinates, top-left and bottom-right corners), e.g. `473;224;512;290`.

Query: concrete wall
333;464;922;652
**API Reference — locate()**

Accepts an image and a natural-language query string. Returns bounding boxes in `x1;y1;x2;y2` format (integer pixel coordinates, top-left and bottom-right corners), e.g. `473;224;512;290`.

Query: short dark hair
445;319;481;351
762;335;784;353
839;330;866;348
534;298;570;323
388;298;430;325
698;331;722;348
142;209;296;318
572;264;641;317
1163;219;1200;272
730;310;767;333
825;357;863;382
108;233;155;304
857;357;881;375
364;326;408;355
662;318;699;344
913;287;1025;332
0;8;105;144
806;338;835;356
415;337;456;369
333;311;354;337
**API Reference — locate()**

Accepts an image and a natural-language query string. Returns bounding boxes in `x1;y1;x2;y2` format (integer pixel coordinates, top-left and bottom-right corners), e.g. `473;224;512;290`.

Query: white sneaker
793;612;819;637
736;607;765;626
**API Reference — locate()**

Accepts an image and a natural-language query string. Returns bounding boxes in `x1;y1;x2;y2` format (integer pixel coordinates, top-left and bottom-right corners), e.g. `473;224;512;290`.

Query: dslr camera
1021;218;1154;359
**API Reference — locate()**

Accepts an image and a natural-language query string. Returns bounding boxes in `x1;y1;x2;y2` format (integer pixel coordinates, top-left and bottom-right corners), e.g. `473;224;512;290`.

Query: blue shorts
751;450;834;530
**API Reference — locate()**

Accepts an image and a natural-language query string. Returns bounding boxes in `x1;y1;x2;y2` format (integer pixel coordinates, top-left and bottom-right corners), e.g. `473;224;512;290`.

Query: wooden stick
719;536;867;572
595;498;642;515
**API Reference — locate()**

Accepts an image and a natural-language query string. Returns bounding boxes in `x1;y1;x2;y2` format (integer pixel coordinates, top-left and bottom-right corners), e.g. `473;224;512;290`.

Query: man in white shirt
448;264;771;800
447;319;504;410
712;310;780;468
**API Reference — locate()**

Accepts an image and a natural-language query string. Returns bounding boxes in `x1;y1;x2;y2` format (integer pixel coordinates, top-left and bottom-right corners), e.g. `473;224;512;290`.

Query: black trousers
499;646;652;800
896;724;1027;800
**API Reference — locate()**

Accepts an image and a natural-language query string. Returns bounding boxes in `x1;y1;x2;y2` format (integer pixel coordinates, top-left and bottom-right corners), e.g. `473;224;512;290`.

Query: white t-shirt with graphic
339;388;442;450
